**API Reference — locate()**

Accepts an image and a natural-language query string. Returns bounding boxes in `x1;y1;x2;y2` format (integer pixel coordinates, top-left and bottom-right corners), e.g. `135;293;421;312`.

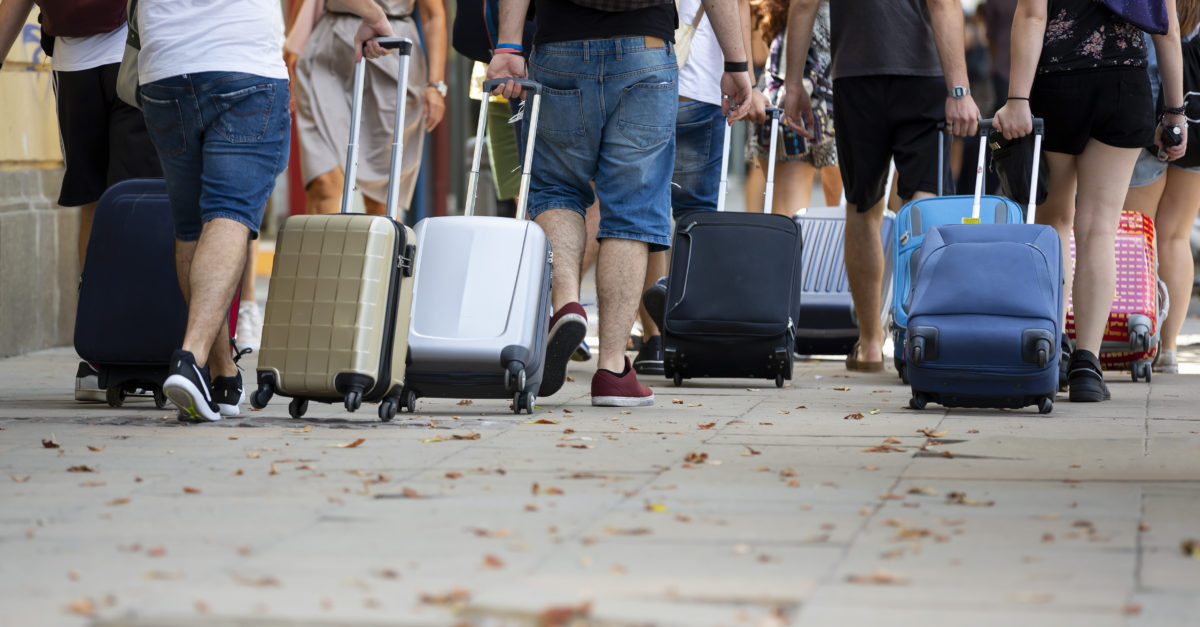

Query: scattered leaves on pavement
67;465;96;473
419;589;470;607
481;554;505;569
946;492;994;507
182;487;201;494
87;445;105;452
862;445;905;453
844;412;864;420
529;418;559;424
42;438;60;449
846;569;909;585
684;452;708;463
336;438;366;448
917;428;947;437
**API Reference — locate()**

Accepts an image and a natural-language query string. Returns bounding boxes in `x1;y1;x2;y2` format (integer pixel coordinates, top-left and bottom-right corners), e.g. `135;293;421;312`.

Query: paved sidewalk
2;298;1200;627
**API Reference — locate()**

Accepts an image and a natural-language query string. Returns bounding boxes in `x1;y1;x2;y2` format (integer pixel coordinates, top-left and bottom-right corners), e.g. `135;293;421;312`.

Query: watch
428;81;448;97
951;85;970;99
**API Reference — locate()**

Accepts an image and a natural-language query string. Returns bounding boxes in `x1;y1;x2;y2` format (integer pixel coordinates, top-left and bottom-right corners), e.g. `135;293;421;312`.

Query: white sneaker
236;302;264;352
74;361;106;402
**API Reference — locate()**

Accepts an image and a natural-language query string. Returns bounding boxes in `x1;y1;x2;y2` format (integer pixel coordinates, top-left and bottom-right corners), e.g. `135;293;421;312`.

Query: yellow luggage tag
961;217;981;224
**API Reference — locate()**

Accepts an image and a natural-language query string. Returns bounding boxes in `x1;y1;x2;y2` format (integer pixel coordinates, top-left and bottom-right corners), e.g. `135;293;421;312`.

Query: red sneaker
542;302;587;397
591;356;654;407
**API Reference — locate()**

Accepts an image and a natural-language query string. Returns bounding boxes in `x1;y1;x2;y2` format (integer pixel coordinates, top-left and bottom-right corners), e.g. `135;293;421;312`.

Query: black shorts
1030;67;1154;155
53;63;162;207
832;75;945;211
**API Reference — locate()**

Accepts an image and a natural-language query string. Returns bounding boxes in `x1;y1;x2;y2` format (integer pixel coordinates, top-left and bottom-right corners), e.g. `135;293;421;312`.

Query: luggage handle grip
342;37;415;221
467;80;544;219
936;117;1044;224
482;78;543;95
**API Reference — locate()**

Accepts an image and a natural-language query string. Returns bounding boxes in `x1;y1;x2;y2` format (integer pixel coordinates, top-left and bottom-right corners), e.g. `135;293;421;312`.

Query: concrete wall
0;11;71;358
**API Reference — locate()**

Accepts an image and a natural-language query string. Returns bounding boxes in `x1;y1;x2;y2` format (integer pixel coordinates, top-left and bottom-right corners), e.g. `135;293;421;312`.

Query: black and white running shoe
211;372;245;418
164;350;220;422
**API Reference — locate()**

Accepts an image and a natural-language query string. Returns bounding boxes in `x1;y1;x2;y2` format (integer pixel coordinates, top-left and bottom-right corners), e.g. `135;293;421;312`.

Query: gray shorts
1129;147;1200;187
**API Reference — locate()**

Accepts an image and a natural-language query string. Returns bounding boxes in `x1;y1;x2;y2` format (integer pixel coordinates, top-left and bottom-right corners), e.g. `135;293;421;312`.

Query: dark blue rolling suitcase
904;119;1062;414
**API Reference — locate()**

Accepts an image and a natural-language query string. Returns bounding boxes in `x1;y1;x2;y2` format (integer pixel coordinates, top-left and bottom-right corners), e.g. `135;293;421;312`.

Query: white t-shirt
677;0;724;106
137;0;288;85
51;26;126;72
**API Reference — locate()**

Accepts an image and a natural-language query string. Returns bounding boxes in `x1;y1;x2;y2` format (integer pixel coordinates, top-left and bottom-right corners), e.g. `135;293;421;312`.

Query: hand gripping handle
482;78;543;95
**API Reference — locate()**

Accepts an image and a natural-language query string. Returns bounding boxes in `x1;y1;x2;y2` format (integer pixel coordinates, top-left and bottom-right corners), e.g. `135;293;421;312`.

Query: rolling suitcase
662;108;803;388
400;78;551;415
792;171;896;357
251;37;417;421
1065;210;1167;381
891;124;1026;381
905;118;1062;414
75;178;241;408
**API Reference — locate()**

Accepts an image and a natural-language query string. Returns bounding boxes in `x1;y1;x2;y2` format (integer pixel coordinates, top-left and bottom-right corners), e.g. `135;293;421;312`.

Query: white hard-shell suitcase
400;79;552;414
252;37;417;422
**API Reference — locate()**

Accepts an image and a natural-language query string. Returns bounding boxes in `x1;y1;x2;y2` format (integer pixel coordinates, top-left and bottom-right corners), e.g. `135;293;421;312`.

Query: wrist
723;60;749;73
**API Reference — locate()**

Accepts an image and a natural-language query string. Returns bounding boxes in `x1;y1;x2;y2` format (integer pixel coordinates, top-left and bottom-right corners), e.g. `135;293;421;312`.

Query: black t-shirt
1038;0;1148;74
533;0;676;45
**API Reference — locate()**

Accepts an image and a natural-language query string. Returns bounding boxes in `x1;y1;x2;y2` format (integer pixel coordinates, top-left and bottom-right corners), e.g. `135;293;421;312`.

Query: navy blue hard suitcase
904;119;1062;414
74;179;186;408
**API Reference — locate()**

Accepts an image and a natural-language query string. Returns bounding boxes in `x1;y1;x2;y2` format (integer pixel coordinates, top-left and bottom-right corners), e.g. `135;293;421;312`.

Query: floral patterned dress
1038;0;1148;74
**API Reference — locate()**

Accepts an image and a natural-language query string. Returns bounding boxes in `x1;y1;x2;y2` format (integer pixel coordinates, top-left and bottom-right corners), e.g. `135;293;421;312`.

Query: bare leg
1036;151;1079;323
819;166;844;207
767;161;815;217
242;239;258;303
638;250;668;336
534;208;585;312
1072;140;1139;355
306;169;344;215
844;197;887;364
77;201;97;270
1133;168;1200;353
580;198;601;276
174;218;250;377
597;238;648;372
744;157;767;213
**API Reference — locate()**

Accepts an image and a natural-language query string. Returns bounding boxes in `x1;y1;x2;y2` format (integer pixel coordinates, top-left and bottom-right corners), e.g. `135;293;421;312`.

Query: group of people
1;0;1197;415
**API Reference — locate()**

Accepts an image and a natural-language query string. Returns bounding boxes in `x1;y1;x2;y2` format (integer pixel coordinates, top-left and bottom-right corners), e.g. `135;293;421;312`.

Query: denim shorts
1129;145;1200;187
528;37;678;251
672;100;726;219
140;72;290;241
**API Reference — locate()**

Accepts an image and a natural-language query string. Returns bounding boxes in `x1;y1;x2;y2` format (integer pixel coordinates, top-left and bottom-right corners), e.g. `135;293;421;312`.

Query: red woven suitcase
1066;210;1166;382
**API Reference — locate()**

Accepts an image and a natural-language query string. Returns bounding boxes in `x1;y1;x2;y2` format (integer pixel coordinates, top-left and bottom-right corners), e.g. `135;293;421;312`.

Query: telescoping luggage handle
937;117;1045;225
715;107;783;213
342;37;414;222
470;78;544;220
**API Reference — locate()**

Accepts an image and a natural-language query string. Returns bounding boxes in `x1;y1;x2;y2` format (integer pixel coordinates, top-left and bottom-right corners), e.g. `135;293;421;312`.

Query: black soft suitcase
662;109;803;388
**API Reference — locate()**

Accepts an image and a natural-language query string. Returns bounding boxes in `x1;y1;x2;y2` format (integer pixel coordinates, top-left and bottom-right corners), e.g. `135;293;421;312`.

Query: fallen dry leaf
603;526;652;536
288;425;312;434
941;450;954;459
445;472;463;480
269;463;280;475
675;514;692;523
182;487;201;494
917;428;948;437
87;445;105;452
246;452;261;459
67;465;96;473
556;443;594;449
645;502;668;513
1042;533;1055;543
844;412;864;420
452;433;481;440
401;487;422;499
672;399;684;404
883;437;902;444
946;492;994;507
862;445;905;453
42;438;60;449
107;498;130;506
64;597;96;617
336;439;366;448
907;486;937;496
741;445;762;456
11;475;30;483
457;399;474;406
146;546;166;557
698;422;717;430
1181;539;1200;559
780;467;799;477
1122;604;1143;616
684;451;708;464
687;403;703;408
481;554;505;569
832;386;851;392
420;588;471;606
846;569;909;585
872;389;892;393
142;570;182;581
470;528;513;538
529;418;560;424
869;409;882;415
524;503;539;512
967;429;980;434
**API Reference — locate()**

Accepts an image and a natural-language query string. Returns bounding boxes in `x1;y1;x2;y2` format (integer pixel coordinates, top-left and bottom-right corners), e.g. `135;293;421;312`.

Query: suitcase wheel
909;393;928;410
153;388;167;409
775;374;785;388
250;385;273;410
513;391;535;415
289;397;309;419
344;390;363;413
1038;396;1054;414
106;386;126;408
672;372;683;387
378;398;398;422
1131;361;1152;383
504;362;527;394
400;388;418;413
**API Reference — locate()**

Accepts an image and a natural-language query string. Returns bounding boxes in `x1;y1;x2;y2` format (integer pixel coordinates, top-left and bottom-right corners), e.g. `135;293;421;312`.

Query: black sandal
1067;349;1110;402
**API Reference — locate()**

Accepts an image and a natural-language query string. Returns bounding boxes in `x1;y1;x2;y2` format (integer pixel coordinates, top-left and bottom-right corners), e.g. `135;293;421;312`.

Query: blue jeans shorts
1129;145;1200;187
527;37;678;252
140;72;290;241
672;100;726;219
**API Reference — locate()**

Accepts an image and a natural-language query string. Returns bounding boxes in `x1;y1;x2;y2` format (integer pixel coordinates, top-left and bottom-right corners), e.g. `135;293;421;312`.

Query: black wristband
1007;96;1029;101
723;61;749;73
1165;105;1186;115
